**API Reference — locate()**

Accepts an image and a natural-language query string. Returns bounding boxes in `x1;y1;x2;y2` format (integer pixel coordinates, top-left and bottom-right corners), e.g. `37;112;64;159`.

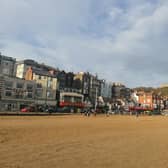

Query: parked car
56;107;71;113
45;107;56;113
21;106;35;112
148;110;161;115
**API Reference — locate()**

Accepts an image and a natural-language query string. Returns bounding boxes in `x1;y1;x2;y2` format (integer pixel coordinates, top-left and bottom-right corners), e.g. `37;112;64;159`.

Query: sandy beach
0;115;168;168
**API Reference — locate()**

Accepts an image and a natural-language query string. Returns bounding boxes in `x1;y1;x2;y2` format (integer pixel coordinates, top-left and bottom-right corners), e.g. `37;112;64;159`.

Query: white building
16;59;38;79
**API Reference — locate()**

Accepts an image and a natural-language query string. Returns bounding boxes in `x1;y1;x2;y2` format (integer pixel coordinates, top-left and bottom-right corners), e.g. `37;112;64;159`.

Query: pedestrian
86;108;90;117
106;103;112;117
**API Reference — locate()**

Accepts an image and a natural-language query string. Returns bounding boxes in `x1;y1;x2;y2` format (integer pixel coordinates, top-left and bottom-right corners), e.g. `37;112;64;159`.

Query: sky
0;0;168;87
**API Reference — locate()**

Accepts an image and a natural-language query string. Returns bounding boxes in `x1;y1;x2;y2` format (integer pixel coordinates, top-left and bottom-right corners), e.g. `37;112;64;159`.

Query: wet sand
0;115;168;168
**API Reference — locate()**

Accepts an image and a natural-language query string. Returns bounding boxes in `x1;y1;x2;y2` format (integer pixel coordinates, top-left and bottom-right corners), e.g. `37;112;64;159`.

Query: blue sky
0;0;168;87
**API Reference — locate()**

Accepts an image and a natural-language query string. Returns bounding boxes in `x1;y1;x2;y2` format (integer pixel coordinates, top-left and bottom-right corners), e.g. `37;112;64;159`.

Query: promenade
0;111;72;116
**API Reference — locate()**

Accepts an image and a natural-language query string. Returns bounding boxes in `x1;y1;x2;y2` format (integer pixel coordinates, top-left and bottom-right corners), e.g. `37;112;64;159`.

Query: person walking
104;103;108;116
106;103;112;117
86;108;91;117
136;110;139;117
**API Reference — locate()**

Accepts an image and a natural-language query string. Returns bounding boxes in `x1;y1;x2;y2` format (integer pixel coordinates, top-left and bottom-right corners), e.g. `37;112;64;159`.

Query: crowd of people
82;103;125;117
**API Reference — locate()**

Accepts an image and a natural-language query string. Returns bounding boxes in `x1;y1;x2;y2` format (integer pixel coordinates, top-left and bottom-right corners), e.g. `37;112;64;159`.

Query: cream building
25;67;58;107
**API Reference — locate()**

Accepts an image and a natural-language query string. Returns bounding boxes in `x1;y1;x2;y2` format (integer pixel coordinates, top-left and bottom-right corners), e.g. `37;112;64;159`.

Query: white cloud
0;0;168;87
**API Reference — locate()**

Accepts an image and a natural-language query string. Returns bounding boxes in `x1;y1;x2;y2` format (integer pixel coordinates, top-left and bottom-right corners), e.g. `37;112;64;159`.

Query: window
74;96;82;103
37;83;42;88
27;84;33;91
47;91;53;98
36;90;43;97
5;91;12;97
47;80;52;88
5;81;13;90
27;92;33;98
14;89;24;99
17;83;23;89
64;96;73;102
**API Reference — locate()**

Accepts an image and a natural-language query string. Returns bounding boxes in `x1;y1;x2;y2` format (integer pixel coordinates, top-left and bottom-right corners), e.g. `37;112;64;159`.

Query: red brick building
137;91;153;107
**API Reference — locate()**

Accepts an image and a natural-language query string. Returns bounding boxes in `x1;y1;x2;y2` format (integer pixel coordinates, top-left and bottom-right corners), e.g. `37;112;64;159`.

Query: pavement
0;111;73;116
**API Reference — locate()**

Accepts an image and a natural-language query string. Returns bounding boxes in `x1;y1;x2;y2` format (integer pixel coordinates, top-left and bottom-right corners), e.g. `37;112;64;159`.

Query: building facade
112;83;125;100
74;72;102;106
0;75;36;111
137;91;153;107
89;74;101;105
25;67;58;107
100;80;112;100
0;54;16;76
16;59;58;79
